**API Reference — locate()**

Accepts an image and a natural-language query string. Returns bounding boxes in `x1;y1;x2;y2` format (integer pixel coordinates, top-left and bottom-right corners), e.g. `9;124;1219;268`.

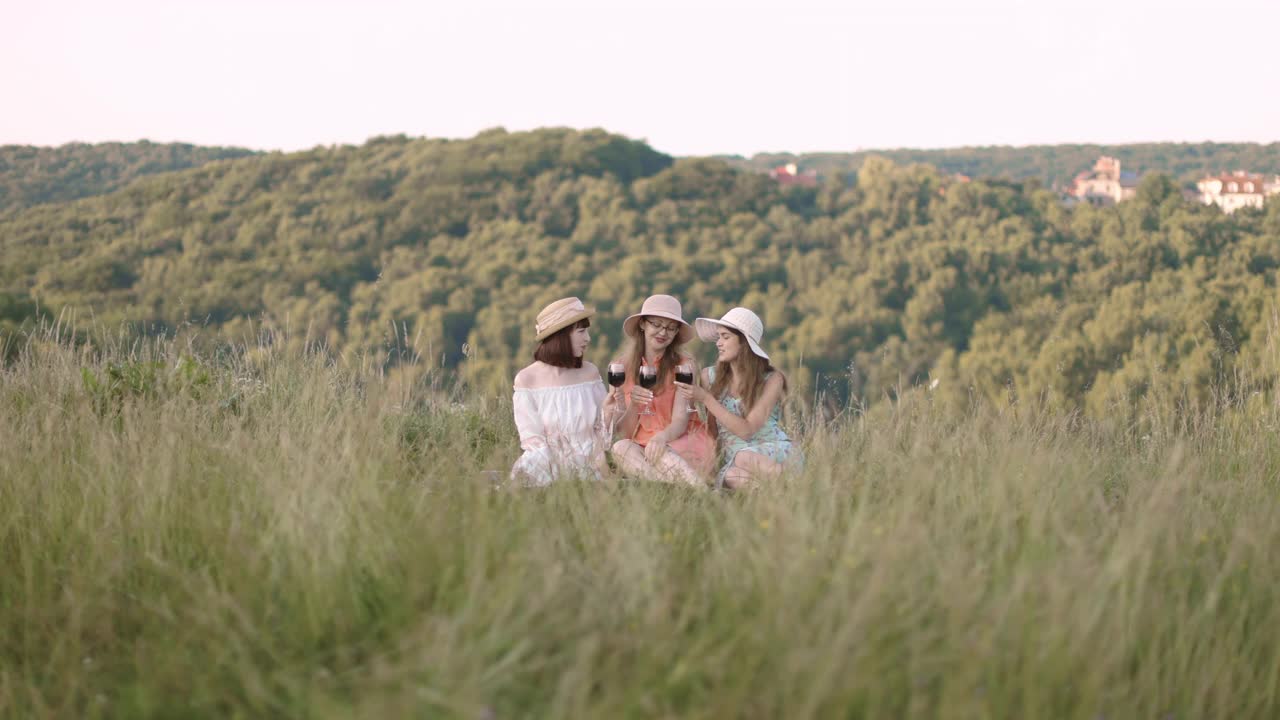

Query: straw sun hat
622;294;694;344
694;307;770;361
534;297;596;342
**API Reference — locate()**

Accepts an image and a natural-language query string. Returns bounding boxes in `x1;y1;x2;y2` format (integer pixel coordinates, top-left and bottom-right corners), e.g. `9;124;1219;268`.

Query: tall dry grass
2;325;1279;718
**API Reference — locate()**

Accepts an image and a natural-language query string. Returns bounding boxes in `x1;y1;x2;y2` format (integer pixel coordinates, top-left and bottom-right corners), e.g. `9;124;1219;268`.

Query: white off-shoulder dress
511;380;609;486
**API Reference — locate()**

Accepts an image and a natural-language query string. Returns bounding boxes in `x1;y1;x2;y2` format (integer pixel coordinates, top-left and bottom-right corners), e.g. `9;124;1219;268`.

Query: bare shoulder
764;371;787;393
513;363;544;390
577;362;603;384
516;362;602;389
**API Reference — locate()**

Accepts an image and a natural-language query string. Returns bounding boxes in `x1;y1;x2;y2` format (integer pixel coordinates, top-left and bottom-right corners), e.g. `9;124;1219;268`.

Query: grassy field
2;328;1280;718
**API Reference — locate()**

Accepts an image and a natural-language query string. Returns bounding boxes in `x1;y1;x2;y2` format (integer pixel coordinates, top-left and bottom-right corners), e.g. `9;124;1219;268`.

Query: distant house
769;162;819;188
1196;171;1280;213
1068;156;1139;206
937;173;971;196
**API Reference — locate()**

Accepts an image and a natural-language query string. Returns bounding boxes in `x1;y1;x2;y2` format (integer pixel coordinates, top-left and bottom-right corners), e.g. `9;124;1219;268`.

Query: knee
734;451;781;478
658;453;702;487
612;439;639;456
723;467;752;490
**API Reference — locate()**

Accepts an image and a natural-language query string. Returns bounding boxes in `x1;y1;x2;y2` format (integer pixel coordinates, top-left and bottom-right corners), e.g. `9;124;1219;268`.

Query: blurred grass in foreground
2;323;1279;719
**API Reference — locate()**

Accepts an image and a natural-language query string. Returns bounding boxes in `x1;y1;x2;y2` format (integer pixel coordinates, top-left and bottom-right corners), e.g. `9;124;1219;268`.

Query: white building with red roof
768;162;819;188
1196;171;1280;214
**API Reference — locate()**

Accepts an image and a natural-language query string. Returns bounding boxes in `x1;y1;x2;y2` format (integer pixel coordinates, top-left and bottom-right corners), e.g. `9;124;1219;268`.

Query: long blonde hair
709;328;787;414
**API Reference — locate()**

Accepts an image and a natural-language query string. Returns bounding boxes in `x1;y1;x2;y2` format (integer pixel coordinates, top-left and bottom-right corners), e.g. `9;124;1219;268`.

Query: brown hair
613;316;692;389
709;328;787;415
534;318;590;368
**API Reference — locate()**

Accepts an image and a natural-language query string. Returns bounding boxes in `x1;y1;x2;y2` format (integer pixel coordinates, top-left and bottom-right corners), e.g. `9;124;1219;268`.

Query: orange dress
620;361;716;476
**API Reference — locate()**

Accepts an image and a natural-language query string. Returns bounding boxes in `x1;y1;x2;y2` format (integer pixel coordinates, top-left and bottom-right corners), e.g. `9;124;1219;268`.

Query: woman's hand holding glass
673;379;710;407
629;384;656;417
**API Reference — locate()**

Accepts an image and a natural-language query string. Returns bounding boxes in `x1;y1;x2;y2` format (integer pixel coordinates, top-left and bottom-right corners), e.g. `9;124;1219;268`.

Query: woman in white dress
510;297;616;486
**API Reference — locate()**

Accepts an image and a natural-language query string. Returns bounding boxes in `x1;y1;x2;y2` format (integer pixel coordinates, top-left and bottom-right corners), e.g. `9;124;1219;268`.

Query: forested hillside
0;141;256;213
725;143;1280;188
2;128;1278;414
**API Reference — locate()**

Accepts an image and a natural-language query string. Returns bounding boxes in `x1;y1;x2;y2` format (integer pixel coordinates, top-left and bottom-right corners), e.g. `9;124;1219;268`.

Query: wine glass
637;365;657;417
675;362;696;413
607;362;626;388
606;362;626;430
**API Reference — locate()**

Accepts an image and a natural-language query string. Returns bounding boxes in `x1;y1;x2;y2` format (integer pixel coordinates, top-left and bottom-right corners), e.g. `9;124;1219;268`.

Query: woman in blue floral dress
676;307;801;489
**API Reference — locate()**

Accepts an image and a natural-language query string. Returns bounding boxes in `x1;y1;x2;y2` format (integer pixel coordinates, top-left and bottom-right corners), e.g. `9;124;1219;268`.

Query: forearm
616;403;640;438
663;406;690;441
702;397;757;439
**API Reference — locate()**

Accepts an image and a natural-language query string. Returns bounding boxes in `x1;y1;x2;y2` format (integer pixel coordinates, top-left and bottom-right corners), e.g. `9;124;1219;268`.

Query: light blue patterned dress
707;368;801;485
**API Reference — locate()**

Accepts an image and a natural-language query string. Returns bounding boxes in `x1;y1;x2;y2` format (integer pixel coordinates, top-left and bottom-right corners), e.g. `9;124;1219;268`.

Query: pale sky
4;0;1278;156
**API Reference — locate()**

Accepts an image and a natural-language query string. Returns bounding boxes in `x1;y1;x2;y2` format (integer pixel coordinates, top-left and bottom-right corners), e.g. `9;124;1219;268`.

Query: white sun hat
694;307;769;361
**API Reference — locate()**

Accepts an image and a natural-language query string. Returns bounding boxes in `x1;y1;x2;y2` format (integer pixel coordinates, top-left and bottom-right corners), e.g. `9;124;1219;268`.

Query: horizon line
5;128;1280;158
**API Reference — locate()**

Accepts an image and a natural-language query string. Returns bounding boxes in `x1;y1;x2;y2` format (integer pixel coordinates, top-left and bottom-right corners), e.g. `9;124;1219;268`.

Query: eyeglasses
645;319;682;334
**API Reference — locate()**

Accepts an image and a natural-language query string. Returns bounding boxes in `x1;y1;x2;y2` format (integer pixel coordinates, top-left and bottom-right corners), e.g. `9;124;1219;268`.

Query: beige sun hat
694;307;770;361
622;294;694;343
534;297;596;342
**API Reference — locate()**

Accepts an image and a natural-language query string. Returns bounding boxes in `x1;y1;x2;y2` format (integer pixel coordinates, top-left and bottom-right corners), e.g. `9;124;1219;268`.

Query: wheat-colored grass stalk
2;324;1279;718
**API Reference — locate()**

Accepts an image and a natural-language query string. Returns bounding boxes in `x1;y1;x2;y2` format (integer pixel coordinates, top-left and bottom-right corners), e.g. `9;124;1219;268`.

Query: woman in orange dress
609;295;715;487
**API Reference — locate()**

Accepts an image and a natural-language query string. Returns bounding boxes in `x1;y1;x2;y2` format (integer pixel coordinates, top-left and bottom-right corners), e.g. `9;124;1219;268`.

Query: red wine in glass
607;363;626;388
638;366;657;416
675;363;696;412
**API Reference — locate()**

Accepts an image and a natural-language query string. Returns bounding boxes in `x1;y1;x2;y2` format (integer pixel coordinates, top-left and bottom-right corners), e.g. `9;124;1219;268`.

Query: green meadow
3;326;1279;719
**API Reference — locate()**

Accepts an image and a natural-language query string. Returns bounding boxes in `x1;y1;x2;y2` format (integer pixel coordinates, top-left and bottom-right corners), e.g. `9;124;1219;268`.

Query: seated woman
610;294;715;487
511;297;615;486
678;307;800;489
